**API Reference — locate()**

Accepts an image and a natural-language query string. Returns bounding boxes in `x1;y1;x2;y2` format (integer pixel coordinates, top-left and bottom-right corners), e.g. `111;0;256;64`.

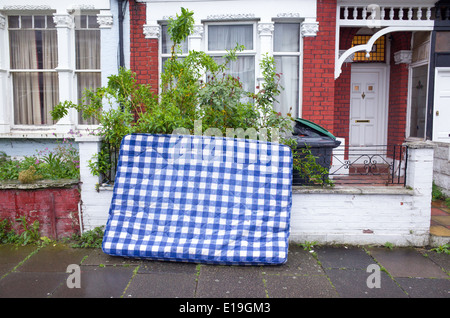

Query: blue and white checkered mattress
102;134;292;265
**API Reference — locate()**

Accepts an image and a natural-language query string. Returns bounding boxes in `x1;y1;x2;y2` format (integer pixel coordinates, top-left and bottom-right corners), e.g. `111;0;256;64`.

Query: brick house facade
127;0;447;152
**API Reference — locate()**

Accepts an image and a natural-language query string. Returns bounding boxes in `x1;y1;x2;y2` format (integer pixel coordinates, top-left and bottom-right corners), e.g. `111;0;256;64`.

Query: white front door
349;66;387;147
433;67;450;142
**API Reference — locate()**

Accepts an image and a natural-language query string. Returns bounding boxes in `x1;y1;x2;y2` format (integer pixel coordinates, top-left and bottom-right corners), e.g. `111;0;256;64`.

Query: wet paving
0;243;448;299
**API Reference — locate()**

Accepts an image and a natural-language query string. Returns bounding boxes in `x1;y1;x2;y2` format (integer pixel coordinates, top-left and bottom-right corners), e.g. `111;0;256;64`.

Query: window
8;15;59;125
75;15;101;125
409;64;428;138
273;23;300;117
352;35;386;62
206;24;255;93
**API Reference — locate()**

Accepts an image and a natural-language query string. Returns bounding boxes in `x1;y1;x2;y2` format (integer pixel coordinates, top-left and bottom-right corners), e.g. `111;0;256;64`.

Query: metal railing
100;140;408;187
329;144;408;186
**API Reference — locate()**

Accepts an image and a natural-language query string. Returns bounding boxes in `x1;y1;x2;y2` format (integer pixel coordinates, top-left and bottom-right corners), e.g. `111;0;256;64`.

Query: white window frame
272;21;302;118
7;14;59;129
73;13;102;128
204;21;257;93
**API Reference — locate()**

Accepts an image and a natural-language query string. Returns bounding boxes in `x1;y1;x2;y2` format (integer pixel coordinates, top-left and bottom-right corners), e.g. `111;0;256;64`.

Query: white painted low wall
289;141;435;246
289;186;427;246
76;137;435;247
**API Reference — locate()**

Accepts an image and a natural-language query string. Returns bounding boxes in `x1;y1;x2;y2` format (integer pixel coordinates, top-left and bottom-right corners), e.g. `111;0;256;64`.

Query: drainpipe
118;0;128;69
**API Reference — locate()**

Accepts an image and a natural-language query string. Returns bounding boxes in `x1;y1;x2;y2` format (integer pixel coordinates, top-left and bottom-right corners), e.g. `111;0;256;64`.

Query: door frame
349;63;389;147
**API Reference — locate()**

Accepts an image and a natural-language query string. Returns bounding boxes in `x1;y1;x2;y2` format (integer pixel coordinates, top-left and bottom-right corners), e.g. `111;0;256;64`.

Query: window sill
0;127;98;139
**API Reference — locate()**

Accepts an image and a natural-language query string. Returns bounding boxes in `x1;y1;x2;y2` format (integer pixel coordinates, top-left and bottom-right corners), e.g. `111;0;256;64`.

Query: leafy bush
50;8;331;186
70;226;104;248
0;217;41;245
0;139;80;182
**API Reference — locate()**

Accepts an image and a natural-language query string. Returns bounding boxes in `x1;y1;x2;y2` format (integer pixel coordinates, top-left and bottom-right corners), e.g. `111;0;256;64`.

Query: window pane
274;56;299;117
212;56;255;93
76;30;101;69
21;16;32;28
77;72;101;124
161;25;188;54
409;65;428;138
88;15;98;28
34;16;46;28
8;16;19;28
47;15;56;29
274;23;300;52
208;25;253;51
10;29;58;69
13;72;59;125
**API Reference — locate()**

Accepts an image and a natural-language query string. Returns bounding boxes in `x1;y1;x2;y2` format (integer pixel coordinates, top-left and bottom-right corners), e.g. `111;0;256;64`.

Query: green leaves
167;7;195;49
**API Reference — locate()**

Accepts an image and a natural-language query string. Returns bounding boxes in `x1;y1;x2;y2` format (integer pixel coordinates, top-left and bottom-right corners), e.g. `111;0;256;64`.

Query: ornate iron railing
329;144;408;186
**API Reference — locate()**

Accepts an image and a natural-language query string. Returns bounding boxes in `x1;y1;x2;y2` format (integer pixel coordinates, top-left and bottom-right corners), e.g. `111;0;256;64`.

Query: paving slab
368;247;449;279
16;244;90;272
0;272;66;298
324;268;407;298
263;245;324;276
196;265;266;298
264;274;338;298
395;277;450;298
138;259;199;274
424;250;450;274
0;244;38;278
316;246;375;270
51;265;137;298
81;248;141;266
125;272;197;298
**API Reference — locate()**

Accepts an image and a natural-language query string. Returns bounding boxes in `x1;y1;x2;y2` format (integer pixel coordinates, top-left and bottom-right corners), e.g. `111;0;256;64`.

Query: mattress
102;134;292;265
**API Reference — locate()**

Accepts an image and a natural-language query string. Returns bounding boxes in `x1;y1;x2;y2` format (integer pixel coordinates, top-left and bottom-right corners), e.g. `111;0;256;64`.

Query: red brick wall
387;32;412;149
130;0;159;94
333;28;359;143
302;0;337;134
0;187;81;239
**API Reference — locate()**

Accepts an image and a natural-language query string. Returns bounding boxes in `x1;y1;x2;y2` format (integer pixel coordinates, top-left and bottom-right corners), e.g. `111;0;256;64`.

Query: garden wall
76;137;435;246
433;141;450;197
0;179;81;239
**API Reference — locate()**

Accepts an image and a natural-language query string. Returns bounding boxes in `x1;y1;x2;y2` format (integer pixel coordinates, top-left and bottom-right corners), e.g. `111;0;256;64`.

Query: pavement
0;242;449;303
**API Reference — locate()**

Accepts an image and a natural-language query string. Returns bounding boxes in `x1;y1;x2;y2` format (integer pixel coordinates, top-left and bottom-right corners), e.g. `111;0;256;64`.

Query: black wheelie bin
291;118;341;185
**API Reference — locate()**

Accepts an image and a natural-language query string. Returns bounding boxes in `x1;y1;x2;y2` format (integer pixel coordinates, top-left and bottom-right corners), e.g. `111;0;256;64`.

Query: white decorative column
0;13;10;133
97;9;115;108
258;22;274;56
189;25;204;52
53;12;76;133
257;22;274;89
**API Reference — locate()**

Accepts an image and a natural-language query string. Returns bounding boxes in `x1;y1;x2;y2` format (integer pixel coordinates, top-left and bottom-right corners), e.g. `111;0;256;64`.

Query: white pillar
76;136;112;231
257;22;274;88
189;25;204;52
405;141;435;196
0;13;10;133
53;12;76;133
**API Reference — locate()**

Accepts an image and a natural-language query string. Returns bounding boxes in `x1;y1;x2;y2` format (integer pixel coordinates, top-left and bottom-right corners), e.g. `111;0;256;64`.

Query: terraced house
0;0;449;241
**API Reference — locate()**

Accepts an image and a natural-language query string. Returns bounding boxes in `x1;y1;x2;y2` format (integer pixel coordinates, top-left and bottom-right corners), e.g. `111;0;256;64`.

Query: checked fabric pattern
102;134;292;265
